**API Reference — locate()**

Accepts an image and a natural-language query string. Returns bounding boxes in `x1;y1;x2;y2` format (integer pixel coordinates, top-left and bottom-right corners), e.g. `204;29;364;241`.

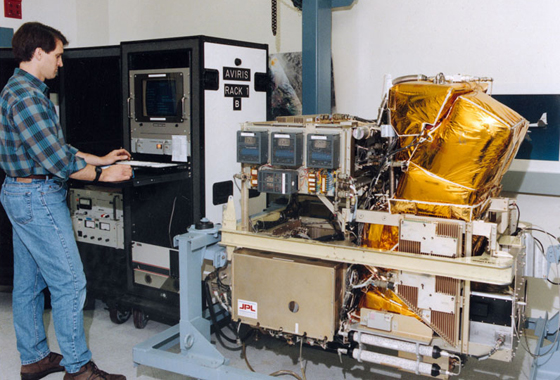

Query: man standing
0;22;131;380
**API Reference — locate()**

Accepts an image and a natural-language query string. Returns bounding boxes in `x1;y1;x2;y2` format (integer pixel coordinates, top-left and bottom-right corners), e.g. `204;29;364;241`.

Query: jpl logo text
240;303;256;312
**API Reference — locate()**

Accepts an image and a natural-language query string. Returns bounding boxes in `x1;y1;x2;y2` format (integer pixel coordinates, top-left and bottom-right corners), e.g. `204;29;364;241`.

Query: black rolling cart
62;36;267;329
60;46;131;314
68;165;192;327
60;45;193;327
111;36;267;328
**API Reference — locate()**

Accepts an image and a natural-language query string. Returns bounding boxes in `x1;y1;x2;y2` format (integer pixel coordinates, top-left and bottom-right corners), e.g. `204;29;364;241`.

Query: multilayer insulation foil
362;224;399;250
360;288;418;319
388;81;528;221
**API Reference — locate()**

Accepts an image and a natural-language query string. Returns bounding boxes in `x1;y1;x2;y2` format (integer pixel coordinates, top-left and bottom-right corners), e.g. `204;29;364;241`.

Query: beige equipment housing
217;74;532;378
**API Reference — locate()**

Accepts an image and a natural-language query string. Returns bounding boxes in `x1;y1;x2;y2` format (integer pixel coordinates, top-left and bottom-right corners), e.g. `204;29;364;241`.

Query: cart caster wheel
109;307;131;324
133;308;148;329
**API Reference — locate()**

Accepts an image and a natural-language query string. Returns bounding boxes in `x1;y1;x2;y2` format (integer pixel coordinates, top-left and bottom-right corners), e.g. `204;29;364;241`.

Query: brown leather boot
63;361;126;380
20;352;64;380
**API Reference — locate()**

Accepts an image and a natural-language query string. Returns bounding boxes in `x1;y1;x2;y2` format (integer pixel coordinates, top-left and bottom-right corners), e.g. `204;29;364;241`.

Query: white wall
78;0;302;53
333;0;560;118
75;0;109;47
2;1;302;52
0;0;78;47
3;0;560;317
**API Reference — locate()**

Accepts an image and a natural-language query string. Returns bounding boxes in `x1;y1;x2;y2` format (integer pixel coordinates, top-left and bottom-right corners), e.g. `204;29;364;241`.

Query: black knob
195;218;214;230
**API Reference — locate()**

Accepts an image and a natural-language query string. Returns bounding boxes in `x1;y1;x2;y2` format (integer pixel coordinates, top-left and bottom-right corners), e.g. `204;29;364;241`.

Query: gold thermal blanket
388;81;528;221
360;287;419;319
362;224;399;250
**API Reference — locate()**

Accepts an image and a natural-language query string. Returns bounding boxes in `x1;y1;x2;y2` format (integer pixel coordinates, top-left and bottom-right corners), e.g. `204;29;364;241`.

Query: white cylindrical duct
352;332;441;358
352;125;371;140
392;74;428;85
382;74;393;98
352;349;438;377
380;124;395;138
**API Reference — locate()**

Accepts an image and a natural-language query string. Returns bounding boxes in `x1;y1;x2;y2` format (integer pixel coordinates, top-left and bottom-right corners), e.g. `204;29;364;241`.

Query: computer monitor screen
133;70;185;123
144;78;178;117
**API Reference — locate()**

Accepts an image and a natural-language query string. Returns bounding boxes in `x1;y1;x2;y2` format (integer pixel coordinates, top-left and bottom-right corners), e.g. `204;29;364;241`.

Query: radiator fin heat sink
431;310;457;345
399;240;421;254
396;285;418;308
396;276;461;347
436;222;461;239
435;276;460;296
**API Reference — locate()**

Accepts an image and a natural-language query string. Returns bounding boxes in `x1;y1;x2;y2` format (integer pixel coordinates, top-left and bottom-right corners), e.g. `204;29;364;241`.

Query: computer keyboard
116;160;180;168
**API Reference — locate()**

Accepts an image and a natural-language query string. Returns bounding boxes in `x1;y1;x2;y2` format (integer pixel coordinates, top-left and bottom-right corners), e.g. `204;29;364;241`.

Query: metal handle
112;195;119;221
127;97;133;119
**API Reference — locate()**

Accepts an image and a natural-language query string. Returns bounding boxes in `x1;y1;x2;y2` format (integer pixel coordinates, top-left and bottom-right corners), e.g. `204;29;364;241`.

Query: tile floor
0;286;538;379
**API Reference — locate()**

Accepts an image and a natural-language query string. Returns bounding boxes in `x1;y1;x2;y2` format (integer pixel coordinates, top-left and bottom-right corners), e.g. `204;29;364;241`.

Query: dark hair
12;22;68;63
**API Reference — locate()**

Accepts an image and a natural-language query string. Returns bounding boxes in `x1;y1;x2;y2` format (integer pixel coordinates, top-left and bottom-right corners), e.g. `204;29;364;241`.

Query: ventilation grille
436;222;461;239
396;285;418;308
431;311;457;345
399;240;421;254
435;276;460;296
276;116;305;124
395;280;461;347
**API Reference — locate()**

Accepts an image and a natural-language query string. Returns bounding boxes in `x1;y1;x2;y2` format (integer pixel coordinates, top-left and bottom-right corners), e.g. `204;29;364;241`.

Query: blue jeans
1;177;92;373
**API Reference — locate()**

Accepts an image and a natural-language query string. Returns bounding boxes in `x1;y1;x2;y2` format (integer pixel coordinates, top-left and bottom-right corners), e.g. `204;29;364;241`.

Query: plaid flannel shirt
0;68;86;180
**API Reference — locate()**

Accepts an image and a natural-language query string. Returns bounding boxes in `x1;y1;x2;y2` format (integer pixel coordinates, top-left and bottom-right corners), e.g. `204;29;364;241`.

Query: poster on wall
493;94;560;161
269;52;303;119
268;52;335;120
0;27;14;48
494;94;560;195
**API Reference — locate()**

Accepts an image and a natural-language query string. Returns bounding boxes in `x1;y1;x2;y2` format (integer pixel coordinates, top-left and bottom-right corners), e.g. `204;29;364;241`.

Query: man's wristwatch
93;166;102;183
